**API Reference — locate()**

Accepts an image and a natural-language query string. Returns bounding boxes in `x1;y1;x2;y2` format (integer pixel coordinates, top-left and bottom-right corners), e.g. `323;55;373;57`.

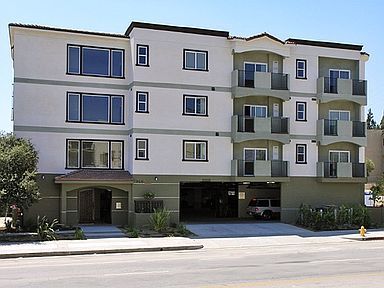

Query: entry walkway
79;225;126;239
186;222;317;238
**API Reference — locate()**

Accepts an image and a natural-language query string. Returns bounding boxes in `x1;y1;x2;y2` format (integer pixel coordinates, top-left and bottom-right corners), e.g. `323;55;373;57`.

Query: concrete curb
0;244;204;259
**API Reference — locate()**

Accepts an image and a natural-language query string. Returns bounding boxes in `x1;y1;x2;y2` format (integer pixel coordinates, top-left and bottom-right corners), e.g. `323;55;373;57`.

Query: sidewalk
1;228;384;259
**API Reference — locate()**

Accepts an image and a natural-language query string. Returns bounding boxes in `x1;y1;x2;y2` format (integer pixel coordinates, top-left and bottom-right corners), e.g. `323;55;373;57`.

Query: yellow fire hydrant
359;225;366;238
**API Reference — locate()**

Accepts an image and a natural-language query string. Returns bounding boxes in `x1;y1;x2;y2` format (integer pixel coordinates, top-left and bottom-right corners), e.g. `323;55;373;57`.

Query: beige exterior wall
366;130;384;183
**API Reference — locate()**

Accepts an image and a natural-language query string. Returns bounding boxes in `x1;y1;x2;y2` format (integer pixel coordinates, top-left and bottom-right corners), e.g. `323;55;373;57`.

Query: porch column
60;188;67;225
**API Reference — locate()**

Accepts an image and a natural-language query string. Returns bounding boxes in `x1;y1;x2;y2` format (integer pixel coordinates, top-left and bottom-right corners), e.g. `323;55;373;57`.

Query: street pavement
1;222;384;259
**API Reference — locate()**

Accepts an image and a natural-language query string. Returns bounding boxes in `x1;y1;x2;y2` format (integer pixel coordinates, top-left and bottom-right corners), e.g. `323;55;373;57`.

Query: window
183;95;207;116
296;102;307;121
244;62;268;73
329;150;350;163
296;59;307;79
136;139;149;160
67;45;124;78
183;140;207;161
296;144;307;164
244;105;267;118
136;45;149;66
66;139;123;169
136;92;148;113
329;110;350;121
244;148;267;161
66;93;124;124
183;49;208;71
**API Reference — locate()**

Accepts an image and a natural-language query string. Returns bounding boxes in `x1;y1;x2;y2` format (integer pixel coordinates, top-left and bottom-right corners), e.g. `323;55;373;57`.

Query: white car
247;198;281;220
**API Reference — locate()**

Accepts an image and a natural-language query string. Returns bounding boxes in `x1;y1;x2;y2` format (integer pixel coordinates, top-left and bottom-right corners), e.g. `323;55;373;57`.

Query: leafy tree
366;158;375;176
366;108;378;129
380;114;384;130
0;133;40;223
370;175;384;207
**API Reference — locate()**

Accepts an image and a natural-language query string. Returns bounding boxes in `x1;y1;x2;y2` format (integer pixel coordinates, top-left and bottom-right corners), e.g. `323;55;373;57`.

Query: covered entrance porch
55;170;133;226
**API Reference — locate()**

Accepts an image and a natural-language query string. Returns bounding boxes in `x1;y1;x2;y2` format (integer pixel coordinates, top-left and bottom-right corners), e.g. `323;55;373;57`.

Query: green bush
176;223;190;236
74;227;85;240
297;204;370;231
150;208;170;232
36;215;58;241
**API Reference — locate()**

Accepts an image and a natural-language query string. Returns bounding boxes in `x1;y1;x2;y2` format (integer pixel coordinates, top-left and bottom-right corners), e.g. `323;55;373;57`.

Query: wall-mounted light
154;177;158;181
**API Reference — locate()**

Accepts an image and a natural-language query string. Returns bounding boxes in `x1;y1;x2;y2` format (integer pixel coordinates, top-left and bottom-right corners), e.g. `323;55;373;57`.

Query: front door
79;189;94;223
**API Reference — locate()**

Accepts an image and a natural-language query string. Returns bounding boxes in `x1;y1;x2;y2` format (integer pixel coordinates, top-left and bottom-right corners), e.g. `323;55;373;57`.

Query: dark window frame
136;44;149;67
182;140;208;162
66;92;124;125
183;49;208;71
65;139;124;170
296;101;307;121
135;91;149;113
296;144;307;164
296;59;307;79
135;138;149;160
66;44;125;78
182;94;208;117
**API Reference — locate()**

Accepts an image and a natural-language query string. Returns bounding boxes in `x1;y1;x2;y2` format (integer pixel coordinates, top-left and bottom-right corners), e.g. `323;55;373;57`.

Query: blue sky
1;0;383;132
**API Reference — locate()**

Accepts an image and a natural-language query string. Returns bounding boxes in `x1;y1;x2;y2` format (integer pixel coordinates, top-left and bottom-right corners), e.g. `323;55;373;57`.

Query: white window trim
184;95;207;116
136;92;148;113
67;46;81;74
183;141;207;161
244;61;268;72
111;50;124;77
136;139;148;160
137;45;148;66
243;105;268;118
329;150;350;163
296;144;307;164
81;47;111;77
329;110;350;121
243;148;268;161
296;102;306;121
184;50;207;70
296;60;306;79
67;140;80;168
329;69;351;79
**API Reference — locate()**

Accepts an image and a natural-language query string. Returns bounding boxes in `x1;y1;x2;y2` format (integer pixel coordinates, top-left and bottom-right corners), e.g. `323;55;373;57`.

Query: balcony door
329;150;350;177
244;62;268;87
329;69;350;93
244;148;267;176
243;105;267;132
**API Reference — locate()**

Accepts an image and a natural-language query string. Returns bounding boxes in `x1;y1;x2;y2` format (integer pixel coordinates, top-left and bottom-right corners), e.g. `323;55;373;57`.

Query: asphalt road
1;239;384;287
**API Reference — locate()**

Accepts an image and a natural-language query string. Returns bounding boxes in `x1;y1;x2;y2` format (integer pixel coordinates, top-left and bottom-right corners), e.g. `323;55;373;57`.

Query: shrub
36;215;58;241
176;223;190;236
297;204;370;231
143;191;155;200
150;208;170;232
74;227;85;240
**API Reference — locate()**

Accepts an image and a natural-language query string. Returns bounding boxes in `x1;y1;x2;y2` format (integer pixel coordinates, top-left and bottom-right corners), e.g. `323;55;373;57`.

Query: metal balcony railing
237;116;289;134
322;162;365;178
323;77;367;96
237;160;288;177
237;70;288;90
323;119;338;136
352;121;366;137
352;163;365;177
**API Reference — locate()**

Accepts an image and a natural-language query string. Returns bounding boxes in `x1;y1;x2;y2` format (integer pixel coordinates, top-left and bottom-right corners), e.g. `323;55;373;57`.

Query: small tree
366;158;375;176
370;175;384;207
380;114;384;130
367;108;378;129
0;133;40;224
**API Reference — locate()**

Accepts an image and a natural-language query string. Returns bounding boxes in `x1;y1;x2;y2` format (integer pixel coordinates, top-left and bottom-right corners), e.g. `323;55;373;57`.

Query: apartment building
8;22;369;227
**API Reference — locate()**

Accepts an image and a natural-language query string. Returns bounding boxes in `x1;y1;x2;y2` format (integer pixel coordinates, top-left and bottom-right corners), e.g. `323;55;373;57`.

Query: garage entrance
180;182;281;221
180;182;238;221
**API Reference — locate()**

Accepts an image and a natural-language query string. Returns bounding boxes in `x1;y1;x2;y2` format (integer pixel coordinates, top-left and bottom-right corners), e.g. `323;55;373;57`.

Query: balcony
317;162;366;182
232;160;289;178
232;115;290;143
317;119;366;146
317;77;367;105
231;70;290;100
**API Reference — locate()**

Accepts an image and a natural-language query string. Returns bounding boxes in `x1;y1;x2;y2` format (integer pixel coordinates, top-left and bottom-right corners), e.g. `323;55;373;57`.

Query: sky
1;0;383;132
